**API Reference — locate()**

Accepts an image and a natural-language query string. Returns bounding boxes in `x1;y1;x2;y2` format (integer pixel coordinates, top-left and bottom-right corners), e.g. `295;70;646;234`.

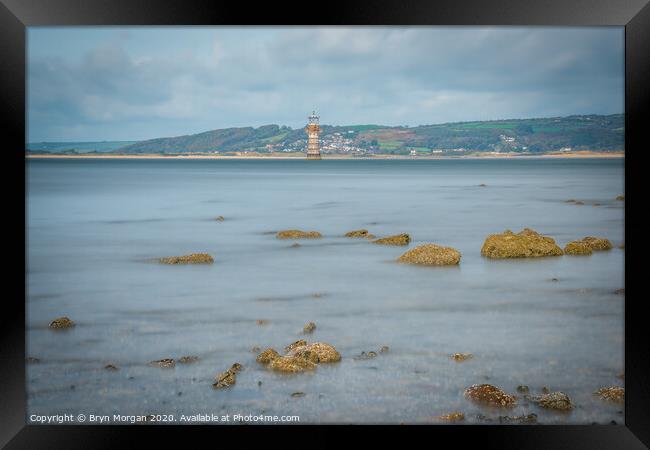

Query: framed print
1;0;649;447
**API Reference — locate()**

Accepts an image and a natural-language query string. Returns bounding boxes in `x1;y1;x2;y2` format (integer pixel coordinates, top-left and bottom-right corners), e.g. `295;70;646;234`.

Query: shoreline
26;151;624;160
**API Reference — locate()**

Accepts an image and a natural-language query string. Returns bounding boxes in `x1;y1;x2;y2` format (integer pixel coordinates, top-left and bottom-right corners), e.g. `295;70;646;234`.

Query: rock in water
532;391;573;410
464;384;516;407
344;229;375;239
214;216;225;221
616;195;624;201
276;230;322;239
594;386;624;403
178;355;199;364
563;241;593;255
258;341;341;372
303;322;316;334
213;368;237;388
148;358;175;368
158;253;214;264
481;228;563;258
373;233;410;246
579;236;613;251
49;316;75;329
398;244;461;265
438;412;465;421
451;353;473;361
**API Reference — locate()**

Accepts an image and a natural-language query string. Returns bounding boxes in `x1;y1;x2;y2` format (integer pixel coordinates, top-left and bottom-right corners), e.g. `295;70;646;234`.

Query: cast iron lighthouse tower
305;111;322;160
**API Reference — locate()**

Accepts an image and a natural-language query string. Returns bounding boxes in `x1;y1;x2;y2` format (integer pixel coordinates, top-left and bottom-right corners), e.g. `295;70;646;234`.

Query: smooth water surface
26;158;625;424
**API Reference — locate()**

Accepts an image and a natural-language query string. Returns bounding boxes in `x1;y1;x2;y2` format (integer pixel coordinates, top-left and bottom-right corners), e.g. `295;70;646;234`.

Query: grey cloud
28;27;623;141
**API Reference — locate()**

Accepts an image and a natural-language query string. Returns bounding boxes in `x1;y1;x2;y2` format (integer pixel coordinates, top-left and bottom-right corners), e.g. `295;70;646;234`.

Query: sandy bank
26;151;624;160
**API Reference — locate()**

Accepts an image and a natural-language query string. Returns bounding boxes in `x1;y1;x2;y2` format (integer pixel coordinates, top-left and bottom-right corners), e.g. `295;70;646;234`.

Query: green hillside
29;114;624;155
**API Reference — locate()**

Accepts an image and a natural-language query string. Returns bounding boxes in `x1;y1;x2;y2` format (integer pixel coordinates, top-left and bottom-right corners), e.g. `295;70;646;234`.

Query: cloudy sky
27;26;624;142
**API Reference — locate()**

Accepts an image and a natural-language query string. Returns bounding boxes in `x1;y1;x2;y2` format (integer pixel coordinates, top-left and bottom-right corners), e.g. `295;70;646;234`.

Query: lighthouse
305;111;322;160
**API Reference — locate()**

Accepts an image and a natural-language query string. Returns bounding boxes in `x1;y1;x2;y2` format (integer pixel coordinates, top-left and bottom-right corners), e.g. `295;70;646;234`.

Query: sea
26;157;625;424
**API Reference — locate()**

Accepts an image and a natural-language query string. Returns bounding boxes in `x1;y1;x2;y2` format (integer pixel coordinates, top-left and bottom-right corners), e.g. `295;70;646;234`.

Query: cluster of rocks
273;225;614;267
480;228;614;259
460;382;624;419
463;383;576;412
256;340;341;373
564;236;613;255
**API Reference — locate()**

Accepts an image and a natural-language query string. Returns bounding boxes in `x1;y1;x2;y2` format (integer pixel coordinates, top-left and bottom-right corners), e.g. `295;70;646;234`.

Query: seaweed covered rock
213;364;241;388
344;229;375;239
158;253;214;264
49;316;75;329
564;241;593;256
268;356;317;373
579;236;613;251
148;358;175;368
481;228;563;259
256;348;280;364
303;322;316;334
288;342;341;363
259;340;341;372
214;216;225;221
398;244;461;266
276;230;322;239
594;386;624;403
532;391;573;410
464;384;516;407
616;195;624;201
373;233;410;246
104;364;119;371
451;353;473;362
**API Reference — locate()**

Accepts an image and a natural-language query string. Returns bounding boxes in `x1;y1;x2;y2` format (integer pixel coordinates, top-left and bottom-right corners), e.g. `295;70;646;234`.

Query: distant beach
26;151;624;160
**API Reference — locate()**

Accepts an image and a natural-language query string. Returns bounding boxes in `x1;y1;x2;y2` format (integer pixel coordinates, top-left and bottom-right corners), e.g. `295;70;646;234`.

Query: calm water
26;158;625;424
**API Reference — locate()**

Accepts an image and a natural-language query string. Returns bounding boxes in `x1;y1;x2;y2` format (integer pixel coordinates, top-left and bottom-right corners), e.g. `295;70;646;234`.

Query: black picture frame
2;0;648;447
